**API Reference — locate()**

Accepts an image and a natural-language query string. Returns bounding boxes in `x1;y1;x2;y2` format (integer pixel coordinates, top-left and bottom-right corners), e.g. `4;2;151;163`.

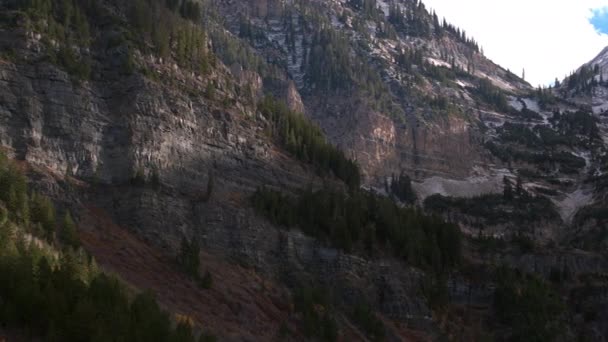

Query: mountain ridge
0;0;607;340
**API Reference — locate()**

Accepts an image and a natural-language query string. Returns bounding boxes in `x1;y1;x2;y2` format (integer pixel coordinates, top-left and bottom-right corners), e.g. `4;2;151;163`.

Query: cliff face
2;0;608;340
212;0;531;185
302;94;483;185
212;0;604;246
5;47;606;340
0;16;439;338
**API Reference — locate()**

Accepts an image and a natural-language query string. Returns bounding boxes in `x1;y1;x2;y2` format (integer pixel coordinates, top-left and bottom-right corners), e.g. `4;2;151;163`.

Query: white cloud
421;0;608;86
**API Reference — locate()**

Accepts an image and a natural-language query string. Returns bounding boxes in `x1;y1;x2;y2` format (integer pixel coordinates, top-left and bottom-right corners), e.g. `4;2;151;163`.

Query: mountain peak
588;45;608;70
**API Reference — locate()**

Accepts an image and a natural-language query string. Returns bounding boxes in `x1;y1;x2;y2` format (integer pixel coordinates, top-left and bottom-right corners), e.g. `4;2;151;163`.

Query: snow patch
508;97;523;111
330;14;342;28
426;58;450;68
456;79;473;89
376;0;390;17
593;103;608;114
573;151;592;172
413;168;513;200
522;98;540;112
476;71;516;92
478;109;508;128
553;188;594;224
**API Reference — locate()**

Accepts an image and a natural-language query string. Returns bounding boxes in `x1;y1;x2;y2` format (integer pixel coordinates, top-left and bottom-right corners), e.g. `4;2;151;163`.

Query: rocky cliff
1;0;607;340
0;4;440;339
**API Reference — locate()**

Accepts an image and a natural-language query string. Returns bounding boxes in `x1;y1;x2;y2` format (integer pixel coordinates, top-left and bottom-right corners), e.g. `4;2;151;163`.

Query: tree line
469;78;509;112
12;0;94;80
565;64;603;95
306;28;356;91
0;246;214;342
251;187;461;275
0;154;77;248
424;189;558;229
130;0;212;75
11;0;213;79
494;266;564;341
387;0;431;38
385;172;417;205
0;152;216;341
258;97;361;189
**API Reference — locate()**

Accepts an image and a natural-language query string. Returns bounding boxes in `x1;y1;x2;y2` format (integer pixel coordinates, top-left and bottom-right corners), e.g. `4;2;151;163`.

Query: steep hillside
0;153;221;341
553;47;608;252
213;0;531;185
0;0;439;339
0;0;607;341
210;0;608;247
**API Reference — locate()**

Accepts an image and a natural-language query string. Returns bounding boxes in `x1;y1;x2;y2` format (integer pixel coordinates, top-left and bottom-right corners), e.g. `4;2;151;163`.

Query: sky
421;0;608;86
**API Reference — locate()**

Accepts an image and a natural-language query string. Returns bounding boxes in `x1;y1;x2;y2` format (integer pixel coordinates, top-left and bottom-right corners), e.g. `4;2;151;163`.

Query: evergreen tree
252;187;461;274
177;237;200;279
515;176;524;197
30;193;56;241
390;172;417;204
173;321;195;342
473;78;509;112
258;97;360;189
61;211;80;248
503;176;513;200
200;270;213;289
494;267;565;341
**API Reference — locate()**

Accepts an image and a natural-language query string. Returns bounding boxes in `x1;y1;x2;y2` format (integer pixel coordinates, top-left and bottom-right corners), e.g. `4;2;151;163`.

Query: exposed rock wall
0;34;437;328
305;94;483;184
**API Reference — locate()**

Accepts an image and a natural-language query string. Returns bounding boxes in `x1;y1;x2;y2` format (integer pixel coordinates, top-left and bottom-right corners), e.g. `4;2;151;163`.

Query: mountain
554;47;608;253
214;0;530;184
0;0;607;340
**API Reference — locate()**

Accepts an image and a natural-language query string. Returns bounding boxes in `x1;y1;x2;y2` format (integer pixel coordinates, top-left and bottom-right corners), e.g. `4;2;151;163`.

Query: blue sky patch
590;7;608;35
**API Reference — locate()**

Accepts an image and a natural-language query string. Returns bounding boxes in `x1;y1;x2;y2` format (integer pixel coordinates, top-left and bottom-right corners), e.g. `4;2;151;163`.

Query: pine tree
204;170;214;202
0;205;7;227
178;237;200;278
30;193;56;241
515;176;523;197
503;176;513;200
173;321;195;342
200;270;213;289
199;331;217;342
61;211;80;248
